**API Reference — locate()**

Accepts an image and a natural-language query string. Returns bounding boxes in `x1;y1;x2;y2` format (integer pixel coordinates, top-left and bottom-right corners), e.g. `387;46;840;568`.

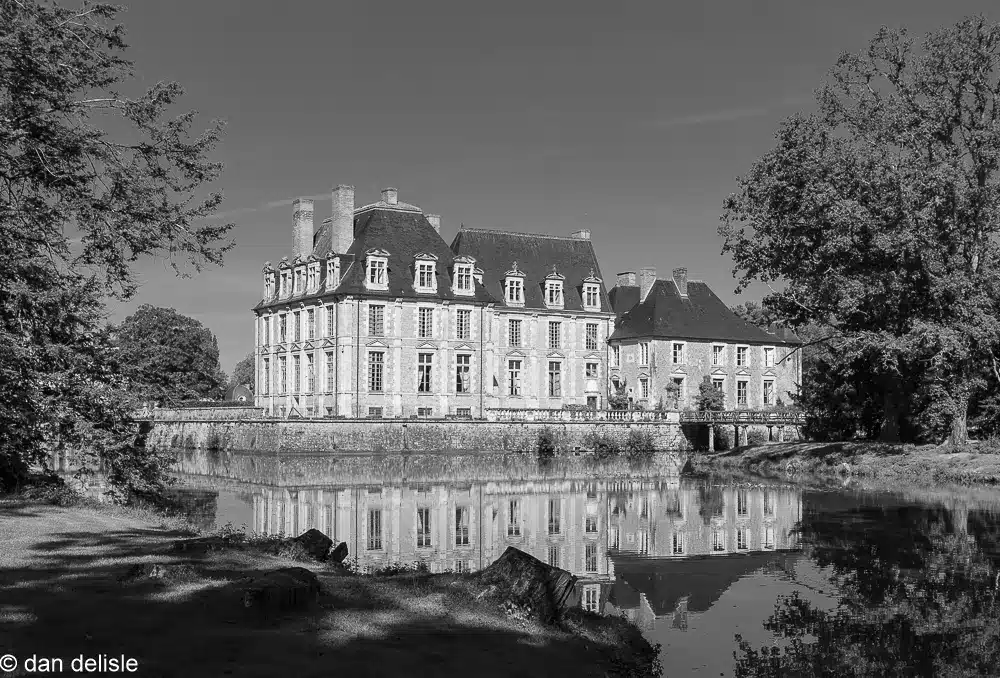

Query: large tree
228;351;255;392
0;2;232;493
115;306;227;405
721;16;1000;445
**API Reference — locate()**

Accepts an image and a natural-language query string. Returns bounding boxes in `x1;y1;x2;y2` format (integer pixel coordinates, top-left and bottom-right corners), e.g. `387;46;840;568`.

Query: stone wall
147;410;688;456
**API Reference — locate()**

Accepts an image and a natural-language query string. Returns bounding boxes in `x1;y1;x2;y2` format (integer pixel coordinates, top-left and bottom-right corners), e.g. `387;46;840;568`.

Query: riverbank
689;441;1000;486
0;495;660;678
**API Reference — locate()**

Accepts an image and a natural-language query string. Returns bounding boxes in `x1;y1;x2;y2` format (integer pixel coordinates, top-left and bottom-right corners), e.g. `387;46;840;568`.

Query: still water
170;451;1000;677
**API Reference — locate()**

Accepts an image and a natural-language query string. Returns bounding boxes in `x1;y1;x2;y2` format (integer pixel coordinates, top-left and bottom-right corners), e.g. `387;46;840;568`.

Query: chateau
252;185;799;417
253;186;613;418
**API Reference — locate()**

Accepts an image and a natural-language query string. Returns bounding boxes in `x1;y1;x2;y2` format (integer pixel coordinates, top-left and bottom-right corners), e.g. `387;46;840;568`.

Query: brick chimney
616;271;637;287
426;214;441;233
292;197;314;258
331;185;354;254
672;267;688;297
570;229;591;240
381;187;398;205
639;267;657;302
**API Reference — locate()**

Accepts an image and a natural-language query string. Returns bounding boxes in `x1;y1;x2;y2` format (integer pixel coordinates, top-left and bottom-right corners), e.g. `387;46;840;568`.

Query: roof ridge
460;227;593;242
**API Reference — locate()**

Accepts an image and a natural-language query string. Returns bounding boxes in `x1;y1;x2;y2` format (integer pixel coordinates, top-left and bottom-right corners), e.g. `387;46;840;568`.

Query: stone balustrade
484;408;678;423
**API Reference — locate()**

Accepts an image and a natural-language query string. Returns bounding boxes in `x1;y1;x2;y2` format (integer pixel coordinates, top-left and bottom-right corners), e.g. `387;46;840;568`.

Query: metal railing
679;410;806;425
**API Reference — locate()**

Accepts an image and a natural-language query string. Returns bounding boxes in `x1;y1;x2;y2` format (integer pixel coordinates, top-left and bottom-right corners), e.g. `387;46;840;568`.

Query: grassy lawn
0;499;653;678
690;441;1000;486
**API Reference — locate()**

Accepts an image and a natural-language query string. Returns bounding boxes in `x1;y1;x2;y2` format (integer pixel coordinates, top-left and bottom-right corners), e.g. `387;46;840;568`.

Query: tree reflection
735;503;1000;677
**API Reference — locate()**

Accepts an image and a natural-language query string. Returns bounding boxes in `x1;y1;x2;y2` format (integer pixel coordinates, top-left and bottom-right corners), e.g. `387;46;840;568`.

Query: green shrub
537;428;558;461
747;429;769;446
582;432;622;460
624;430;656;464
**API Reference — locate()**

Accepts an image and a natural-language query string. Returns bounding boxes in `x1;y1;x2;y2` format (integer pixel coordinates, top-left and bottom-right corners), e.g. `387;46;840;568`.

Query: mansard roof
321;208;496;302
608;285;639;315
449;228;612;312
609;279;802;344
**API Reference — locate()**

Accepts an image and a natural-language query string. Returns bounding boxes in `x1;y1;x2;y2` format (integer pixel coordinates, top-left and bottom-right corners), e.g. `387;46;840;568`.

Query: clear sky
106;0;1000;372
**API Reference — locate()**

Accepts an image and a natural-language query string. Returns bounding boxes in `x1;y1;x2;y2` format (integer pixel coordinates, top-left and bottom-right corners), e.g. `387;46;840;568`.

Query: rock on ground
241;567;323;614
478;547;578;623
286;528;332;562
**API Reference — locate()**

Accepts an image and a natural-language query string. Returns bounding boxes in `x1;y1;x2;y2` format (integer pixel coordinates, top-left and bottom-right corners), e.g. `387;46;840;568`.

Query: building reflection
213;477;801;627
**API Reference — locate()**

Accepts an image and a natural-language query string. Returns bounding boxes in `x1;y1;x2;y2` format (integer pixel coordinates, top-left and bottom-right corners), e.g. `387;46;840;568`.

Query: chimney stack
570;229;591;240
426;214;441;233
331;184;355;254
672;267;688;297
381;187;398;205
292;197;314;258
639;267;657;302
616;271;637;287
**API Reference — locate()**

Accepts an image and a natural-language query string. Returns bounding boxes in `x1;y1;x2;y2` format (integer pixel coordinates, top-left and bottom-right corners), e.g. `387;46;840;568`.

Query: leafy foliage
624;430;656;464
115;305;227;406
0;2;232;494
695;376;725;412
228;351;255;392
721;16;1000;445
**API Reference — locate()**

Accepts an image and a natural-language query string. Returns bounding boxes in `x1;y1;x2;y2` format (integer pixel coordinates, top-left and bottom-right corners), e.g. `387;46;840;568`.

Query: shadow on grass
0;503;638;678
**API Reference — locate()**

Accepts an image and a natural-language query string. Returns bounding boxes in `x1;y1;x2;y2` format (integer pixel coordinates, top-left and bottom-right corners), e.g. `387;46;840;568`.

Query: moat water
169;452;1000;677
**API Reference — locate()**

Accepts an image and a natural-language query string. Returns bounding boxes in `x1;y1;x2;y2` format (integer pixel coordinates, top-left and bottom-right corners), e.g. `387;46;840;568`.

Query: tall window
455;506;470;546
367;509;382;550
640;342;649;365
307;309;315;339
584;284;600;309
418;308;433;338
548;545;560;568
508;360;522;396
548;499;561;534
638;531;649;555
326;351;335;391
583;585;599;613
294;268;303;294
585;513;598;533
763;347;775;368
456;309;471;340
548;321;561;349
737;529;749;550
612;345;620;367
455;354;471;393
368;258;386;286
763;526;775;550
306;353;315;393
417;508;431;548
671;342;684;364
763;490;774;517
293;311;301;342
586;323;598;351
293;355;301;392
586;362;598;378
506;278;523;304
259;317;268;347
326;307;335;337
737;379;748;406
712;344;724;366
369;352;384;392
736;346;748;367
455;264;472;292
763;379;775;406
712;530;725;552
508;319;522;347
672;533;684;555
279;314;287;343
548;361;561;397
262;358;270;396
369;305;385;336
416;261;435;289
640;377;649;399
507;499;521;536
545;281;563;306
585;542;598;573
417;353;433;392
737;489;748;516
279;356;287;394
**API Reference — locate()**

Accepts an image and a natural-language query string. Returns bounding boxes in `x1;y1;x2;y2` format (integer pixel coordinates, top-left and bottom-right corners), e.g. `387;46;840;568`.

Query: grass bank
689;441;1000;486
0;495;659;678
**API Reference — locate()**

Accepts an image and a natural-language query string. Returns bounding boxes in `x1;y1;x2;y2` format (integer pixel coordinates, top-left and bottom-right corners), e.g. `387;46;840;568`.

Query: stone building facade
253;186;612;418
607;267;802;411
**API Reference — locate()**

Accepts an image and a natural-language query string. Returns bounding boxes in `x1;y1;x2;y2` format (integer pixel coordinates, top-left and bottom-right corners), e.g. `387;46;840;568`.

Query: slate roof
609;285;639;315
609;279;802;345
312;208;496;303
450;228;612;313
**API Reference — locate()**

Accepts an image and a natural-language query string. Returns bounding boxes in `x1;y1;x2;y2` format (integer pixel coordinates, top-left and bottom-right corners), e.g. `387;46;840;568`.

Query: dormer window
326;257;340;290
293;267;305;294
582;269;602;311
279;270;291;298
365;249;390;291
262;264;275;300
505;262;525;306
544;266;565;309
452;256;476;296
413;253;438;293
306;262;320;292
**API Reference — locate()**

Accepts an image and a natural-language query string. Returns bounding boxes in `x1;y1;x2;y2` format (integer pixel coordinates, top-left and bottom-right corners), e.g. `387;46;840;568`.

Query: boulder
478;547;578;623
241;567;322;614
329;541;349;564
172;535;241;554
287;528;333;562
118;562;199;584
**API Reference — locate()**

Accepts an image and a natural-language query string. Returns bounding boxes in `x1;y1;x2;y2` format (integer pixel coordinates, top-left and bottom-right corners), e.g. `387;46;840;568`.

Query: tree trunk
949;391;970;447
